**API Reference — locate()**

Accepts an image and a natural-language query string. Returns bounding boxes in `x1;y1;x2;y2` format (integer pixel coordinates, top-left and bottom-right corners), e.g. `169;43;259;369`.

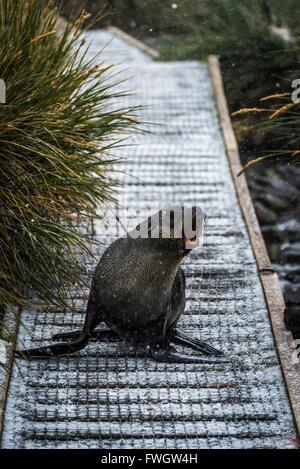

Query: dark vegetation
62;2;300;110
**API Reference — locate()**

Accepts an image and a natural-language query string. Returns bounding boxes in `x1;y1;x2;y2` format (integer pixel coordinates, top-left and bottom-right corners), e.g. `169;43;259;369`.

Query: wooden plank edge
208;54;300;436
0;308;20;445
107;26;160;59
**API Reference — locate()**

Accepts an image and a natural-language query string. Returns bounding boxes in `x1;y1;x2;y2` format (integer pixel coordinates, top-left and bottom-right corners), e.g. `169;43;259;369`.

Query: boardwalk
0;29;298;449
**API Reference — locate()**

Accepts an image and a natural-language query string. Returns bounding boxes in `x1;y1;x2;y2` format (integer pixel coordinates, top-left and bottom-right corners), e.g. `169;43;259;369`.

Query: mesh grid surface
1;30;297;449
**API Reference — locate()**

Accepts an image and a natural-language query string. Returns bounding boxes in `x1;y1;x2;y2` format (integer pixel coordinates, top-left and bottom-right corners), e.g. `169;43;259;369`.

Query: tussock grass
0;0;135;333
234;92;300;174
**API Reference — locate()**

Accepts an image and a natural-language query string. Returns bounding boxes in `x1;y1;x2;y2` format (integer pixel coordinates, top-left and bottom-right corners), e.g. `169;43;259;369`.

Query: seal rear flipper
15;296;99;358
149;345;229;364
51;327;117;342
168;329;223;356
14;333;90;358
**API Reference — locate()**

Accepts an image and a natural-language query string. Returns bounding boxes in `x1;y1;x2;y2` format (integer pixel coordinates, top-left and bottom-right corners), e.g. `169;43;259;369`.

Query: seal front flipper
149;344;229;364
168;329;223;356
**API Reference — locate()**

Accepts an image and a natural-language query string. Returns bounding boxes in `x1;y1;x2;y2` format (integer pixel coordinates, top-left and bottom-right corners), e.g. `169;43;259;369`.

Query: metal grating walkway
0;30;298;449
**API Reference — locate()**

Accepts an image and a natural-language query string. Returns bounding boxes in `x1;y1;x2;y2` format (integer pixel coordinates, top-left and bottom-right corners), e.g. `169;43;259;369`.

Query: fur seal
15;206;227;363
